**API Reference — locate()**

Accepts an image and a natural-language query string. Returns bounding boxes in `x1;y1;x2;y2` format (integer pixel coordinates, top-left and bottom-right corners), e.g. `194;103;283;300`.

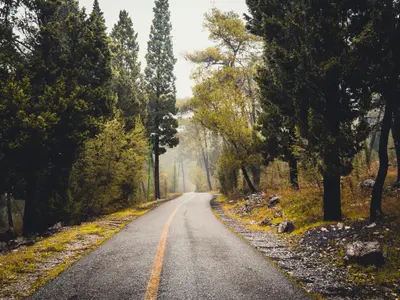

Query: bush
68;118;147;223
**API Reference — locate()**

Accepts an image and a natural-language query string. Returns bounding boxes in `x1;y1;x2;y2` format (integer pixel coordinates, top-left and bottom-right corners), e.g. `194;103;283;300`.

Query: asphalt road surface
30;193;310;300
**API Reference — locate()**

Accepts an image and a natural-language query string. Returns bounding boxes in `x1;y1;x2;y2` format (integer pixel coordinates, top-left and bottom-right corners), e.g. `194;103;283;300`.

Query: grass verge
0;197;179;299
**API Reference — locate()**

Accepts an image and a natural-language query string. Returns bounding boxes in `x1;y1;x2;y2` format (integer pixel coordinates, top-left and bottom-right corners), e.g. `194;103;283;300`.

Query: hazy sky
78;0;249;99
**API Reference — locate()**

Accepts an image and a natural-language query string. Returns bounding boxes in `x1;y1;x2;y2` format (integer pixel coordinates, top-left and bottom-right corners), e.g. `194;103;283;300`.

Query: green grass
0;196;179;300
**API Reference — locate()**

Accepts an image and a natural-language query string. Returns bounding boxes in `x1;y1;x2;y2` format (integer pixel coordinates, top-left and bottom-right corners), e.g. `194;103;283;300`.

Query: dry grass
218;159;400;293
0;197;176;300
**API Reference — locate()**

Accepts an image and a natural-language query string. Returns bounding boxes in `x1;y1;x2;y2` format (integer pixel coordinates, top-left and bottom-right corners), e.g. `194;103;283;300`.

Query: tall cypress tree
145;0;178;200
111;10;146;129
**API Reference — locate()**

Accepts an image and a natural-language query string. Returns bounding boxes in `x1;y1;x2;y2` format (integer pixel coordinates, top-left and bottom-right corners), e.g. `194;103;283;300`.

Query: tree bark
241;166;257;193
141;182;146;199
323;170;342;221
370;104;393;221
201;147;213;191
6;193;14;229
392;107;400;185
154;135;161;200
23;176;37;236
323;88;342;221
288;154;299;189
366;106;384;169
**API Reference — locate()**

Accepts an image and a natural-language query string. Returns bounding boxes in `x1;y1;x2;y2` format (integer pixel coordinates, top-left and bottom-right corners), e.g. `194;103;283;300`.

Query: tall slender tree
145;0;178;200
111;10;146;129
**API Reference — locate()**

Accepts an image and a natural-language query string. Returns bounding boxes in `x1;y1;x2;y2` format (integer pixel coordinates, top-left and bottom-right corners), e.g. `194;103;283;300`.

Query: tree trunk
370;104;393;221
23;177;37;236
241;166;257;193
154;135;161;200
201;147;213;191
250;166;261;189
6;193;14;229
367;106;384;169
323;88;342;221
323;170;342;221
141;182;146;199
288;154;299;189
392;107;400;185
181;162;186;193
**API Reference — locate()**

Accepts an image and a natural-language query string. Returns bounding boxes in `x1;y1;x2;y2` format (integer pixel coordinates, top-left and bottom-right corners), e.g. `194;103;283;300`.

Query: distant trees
187;9;262;193
145;0;179;200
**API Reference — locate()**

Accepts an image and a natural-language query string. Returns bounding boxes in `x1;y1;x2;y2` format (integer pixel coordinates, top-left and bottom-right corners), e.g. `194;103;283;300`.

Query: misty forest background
0;0;399;237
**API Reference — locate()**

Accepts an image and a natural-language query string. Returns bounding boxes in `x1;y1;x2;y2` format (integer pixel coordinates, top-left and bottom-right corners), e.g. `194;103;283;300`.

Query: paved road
30;193;310;300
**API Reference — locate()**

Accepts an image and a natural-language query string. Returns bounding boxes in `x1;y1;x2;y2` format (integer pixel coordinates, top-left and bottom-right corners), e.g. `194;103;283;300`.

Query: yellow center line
144;199;189;300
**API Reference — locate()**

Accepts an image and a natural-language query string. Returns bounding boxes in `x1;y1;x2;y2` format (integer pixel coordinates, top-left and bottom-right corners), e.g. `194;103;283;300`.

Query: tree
191;68;261;193
187;9;262;193
145;0;179;200
351;0;400;220
111;10;146;129
70;117;147;221
393;110;400;185
21;0;115;235
246;0;373;221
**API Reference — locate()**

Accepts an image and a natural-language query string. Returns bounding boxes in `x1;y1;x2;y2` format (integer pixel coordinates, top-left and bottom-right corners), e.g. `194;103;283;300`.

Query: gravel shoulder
211;198;399;300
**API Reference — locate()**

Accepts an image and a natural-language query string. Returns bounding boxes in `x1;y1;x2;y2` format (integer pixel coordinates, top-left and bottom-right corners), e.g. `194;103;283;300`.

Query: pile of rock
359;179;375;189
268;194;280;208
277;221;295;234
344;241;384;267
239;193;266;215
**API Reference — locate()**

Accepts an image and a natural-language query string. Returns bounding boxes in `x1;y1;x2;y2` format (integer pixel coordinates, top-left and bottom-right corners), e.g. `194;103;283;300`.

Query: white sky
78;0;249;99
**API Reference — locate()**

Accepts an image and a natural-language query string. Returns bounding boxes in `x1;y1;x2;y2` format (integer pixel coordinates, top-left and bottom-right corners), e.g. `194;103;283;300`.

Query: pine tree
246;0;373;221
21;0;115;235
145;0;178;200
111;10;146;129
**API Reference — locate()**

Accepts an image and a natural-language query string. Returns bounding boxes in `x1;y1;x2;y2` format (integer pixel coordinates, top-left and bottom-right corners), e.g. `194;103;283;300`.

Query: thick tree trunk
392;107;400;185
6;193;14;229
23;177;37;236
241;166;257;193
288;155;299;189
323;170;342;221
154;136;161;200
323;88;342;221
370;104;393;221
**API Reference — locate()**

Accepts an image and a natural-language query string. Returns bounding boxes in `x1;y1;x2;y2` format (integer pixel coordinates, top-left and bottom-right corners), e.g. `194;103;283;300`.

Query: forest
0;0;399;241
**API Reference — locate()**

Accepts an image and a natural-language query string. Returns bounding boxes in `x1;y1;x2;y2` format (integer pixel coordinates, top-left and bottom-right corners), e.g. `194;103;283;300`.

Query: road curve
29;193;310;300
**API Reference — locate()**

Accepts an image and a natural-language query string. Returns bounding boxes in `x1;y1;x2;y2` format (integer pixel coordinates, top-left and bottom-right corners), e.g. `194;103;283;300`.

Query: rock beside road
344;241;384;267
278;221;295;234
268;195;280;208
359;179;375;189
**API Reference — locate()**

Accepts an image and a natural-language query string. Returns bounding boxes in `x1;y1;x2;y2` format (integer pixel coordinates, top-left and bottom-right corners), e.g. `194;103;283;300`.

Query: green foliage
70;118;147;222
0;0;152;236
246;0;374;220
111;10;147;129
145;0;179;153
188;9;262;193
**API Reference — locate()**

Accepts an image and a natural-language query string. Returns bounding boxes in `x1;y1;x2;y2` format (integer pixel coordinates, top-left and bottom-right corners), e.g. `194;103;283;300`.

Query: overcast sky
78;0;249;99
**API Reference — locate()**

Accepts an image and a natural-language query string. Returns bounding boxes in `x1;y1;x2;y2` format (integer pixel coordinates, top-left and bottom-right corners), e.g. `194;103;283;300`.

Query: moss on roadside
0;197;177;299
